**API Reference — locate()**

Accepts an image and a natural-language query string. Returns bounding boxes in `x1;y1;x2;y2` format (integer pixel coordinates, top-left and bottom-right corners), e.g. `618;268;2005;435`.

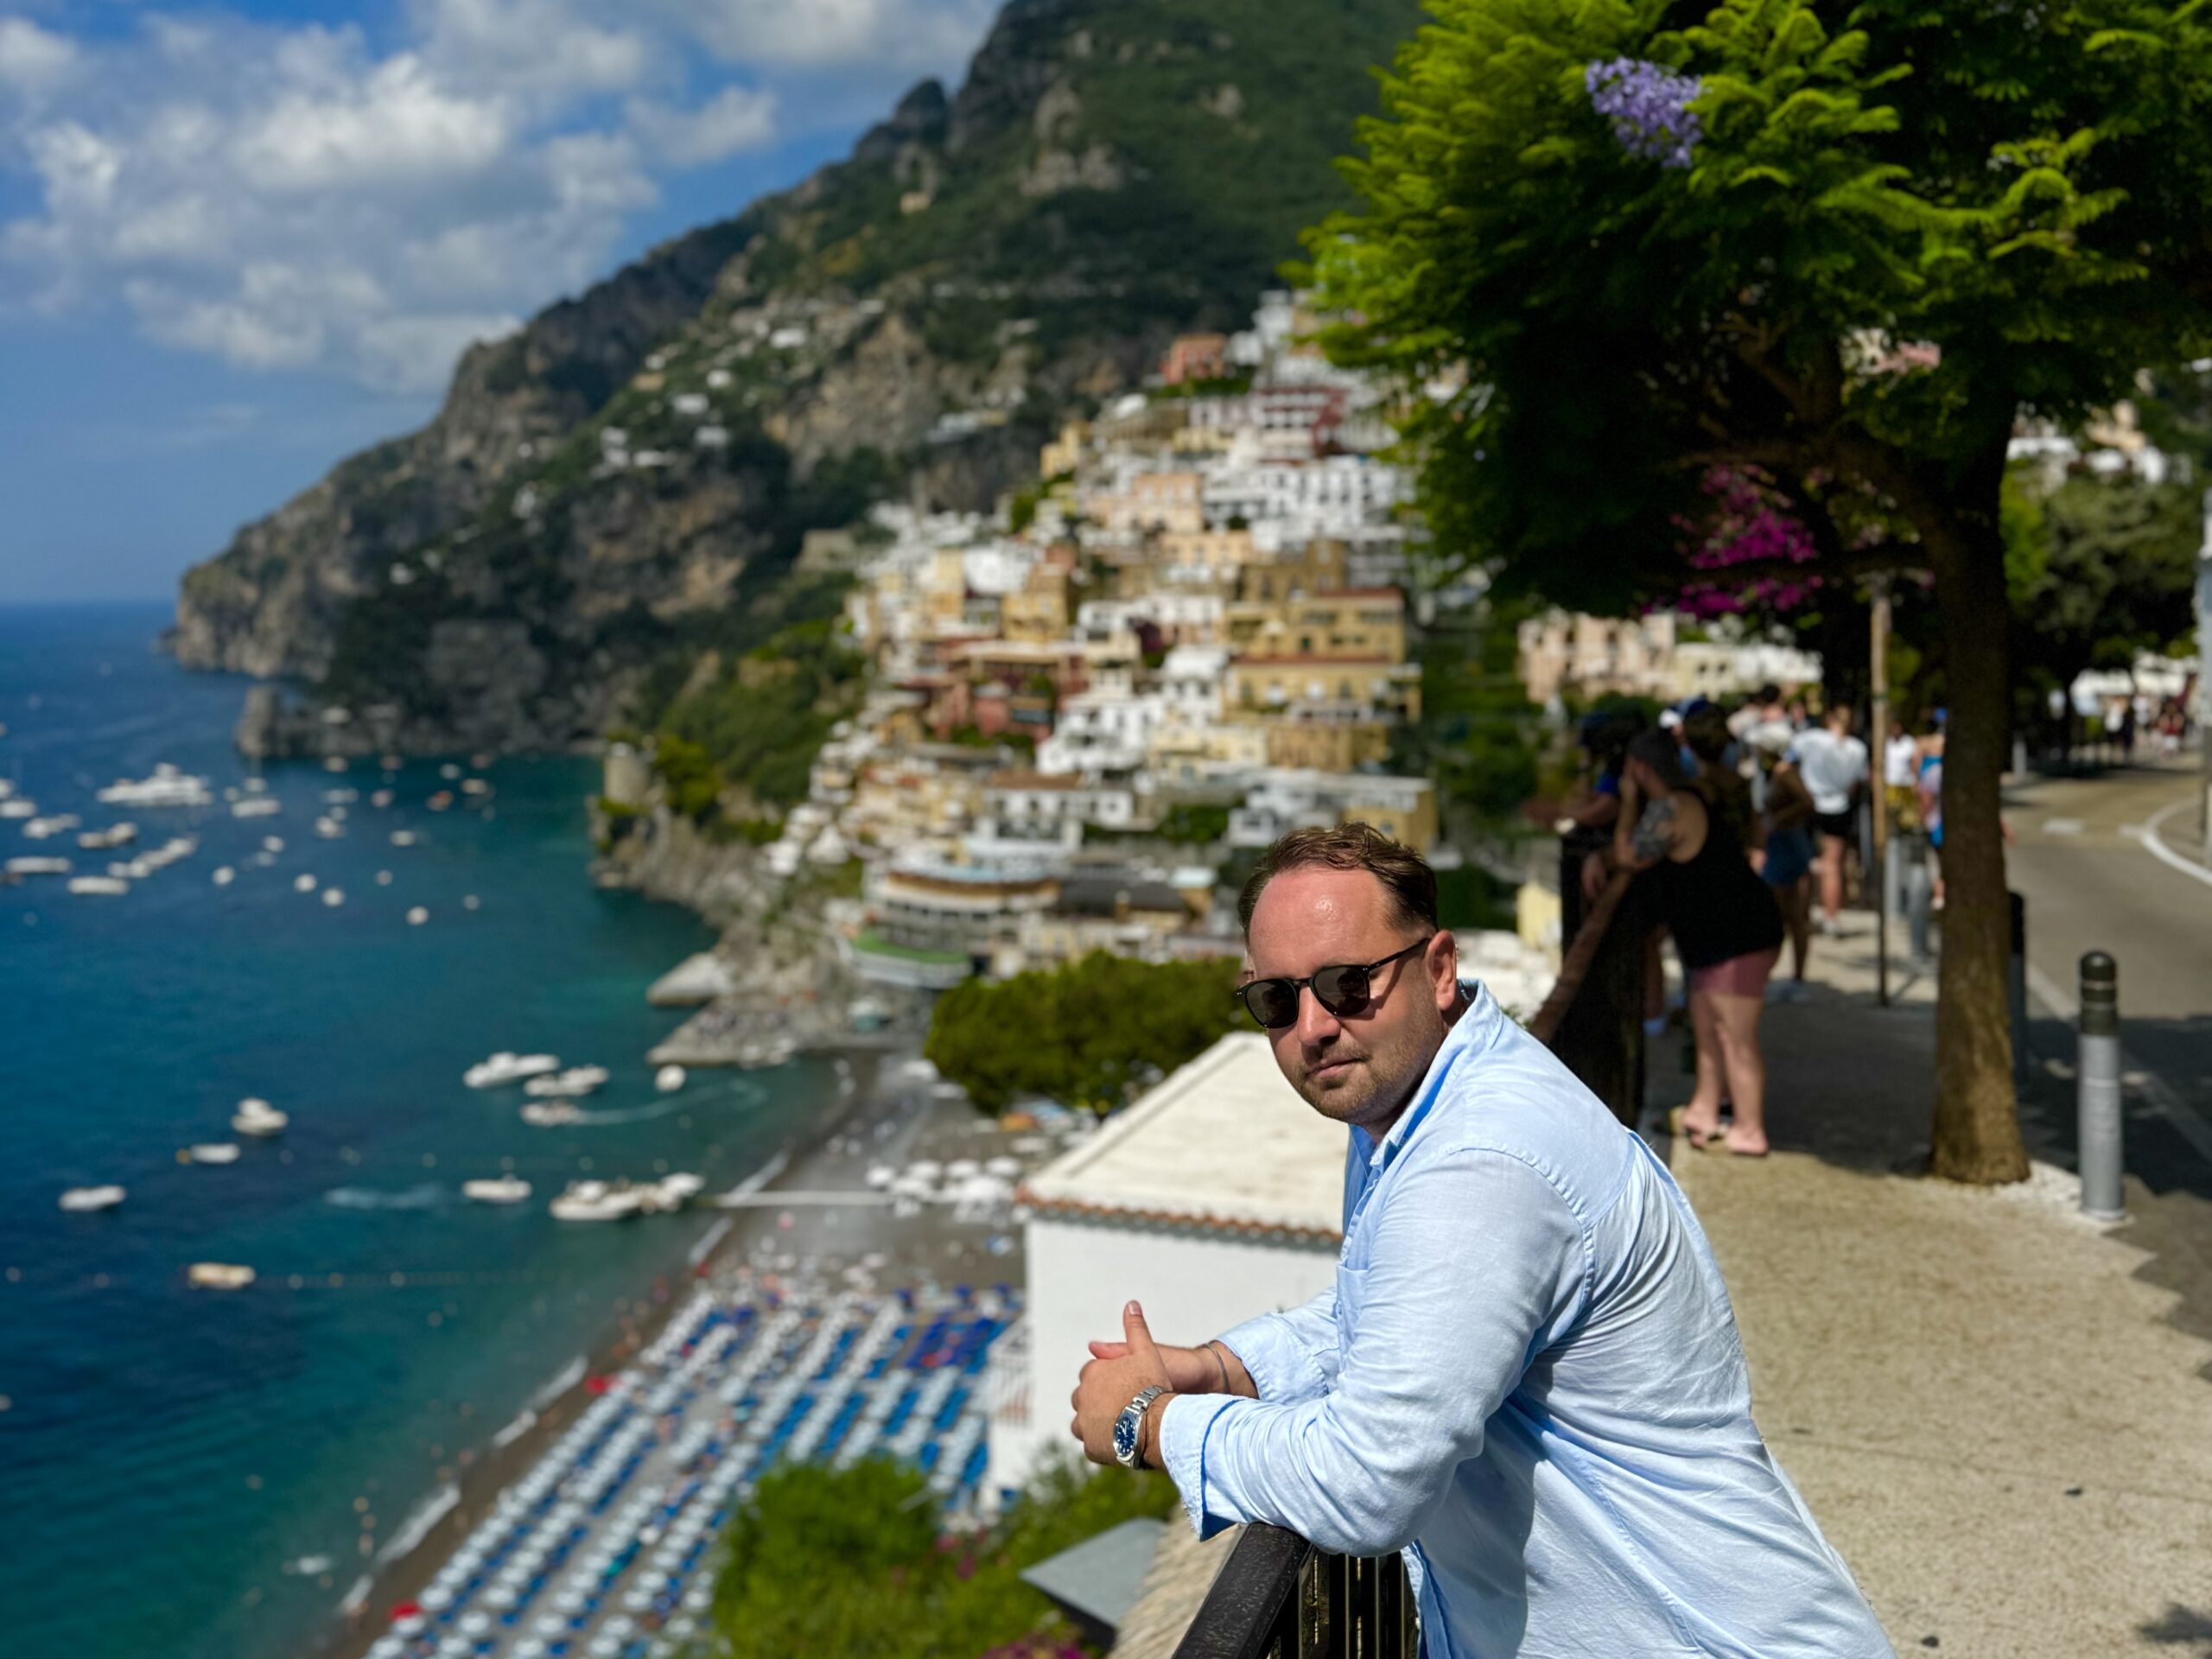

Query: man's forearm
1205;1338;1259;1399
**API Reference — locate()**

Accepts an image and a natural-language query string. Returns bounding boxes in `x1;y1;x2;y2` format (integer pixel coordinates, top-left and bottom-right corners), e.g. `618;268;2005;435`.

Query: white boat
187;1262;256;1290
406;906;429;925
463;1176;532;1205
651;1173;705;1209
654;1065;686;1093
231;1098;289;1137
213;866;236;887
23;814;81;839
524;1066;607;1098
519;1101;582;1127
391;830;419;848
67;875;129;895
186;1142;241;1165
321;887;345;907
98;765;212;807
323;788;359;804
293;874;317;893
59;1184;125;1213
315;817;346;839
550;1180;645;1222
5;856;70;876
261;836;284;853
136;836;194;870
865;1165;896;1190
464;1052;562;1089
232;797;281;818
77;823;137;850
0;799;34;820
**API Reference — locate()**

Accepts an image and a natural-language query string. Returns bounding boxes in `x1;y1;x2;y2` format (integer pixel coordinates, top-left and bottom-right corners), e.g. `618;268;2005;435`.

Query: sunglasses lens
1243;980;1300;1028
1312;964;1372;1017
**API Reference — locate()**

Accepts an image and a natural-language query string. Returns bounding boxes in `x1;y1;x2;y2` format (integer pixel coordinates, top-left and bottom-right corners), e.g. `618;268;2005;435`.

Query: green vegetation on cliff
926;951;1244;1115
709;1457;1176;1659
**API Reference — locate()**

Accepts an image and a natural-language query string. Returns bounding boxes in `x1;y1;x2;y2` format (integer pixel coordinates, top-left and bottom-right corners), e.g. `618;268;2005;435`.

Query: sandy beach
313;1045;1074;1659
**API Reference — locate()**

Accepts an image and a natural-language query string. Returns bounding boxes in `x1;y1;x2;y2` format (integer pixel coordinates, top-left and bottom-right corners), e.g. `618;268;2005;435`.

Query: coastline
312;1039;1044;1659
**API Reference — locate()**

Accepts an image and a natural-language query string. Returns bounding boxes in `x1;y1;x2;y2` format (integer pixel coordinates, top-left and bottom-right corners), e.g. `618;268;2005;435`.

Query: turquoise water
0;604;814;1659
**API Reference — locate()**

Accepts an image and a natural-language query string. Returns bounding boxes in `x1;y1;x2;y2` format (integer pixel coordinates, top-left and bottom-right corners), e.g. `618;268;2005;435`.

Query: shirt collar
1351;978;1497;1172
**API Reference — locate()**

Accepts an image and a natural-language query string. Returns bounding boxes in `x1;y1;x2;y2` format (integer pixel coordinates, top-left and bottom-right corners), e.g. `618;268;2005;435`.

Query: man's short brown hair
1237;823;1440;937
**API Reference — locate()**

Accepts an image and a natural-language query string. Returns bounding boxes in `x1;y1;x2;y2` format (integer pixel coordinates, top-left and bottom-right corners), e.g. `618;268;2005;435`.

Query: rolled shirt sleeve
1215;1283;1339;1405
1157;1148;1591;1554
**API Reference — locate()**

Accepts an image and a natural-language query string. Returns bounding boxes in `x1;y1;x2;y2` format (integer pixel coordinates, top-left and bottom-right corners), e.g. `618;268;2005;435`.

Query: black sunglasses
1235;938;1433;1031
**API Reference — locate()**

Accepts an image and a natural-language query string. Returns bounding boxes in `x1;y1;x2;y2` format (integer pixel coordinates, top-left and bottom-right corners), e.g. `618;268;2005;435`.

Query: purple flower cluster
1585;57;1702;168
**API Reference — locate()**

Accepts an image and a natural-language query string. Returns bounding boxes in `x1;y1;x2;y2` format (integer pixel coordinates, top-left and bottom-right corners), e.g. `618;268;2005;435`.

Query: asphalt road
1997;759;2212;1353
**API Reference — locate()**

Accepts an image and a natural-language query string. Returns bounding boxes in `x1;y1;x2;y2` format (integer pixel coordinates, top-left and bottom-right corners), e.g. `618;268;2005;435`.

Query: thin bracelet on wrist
1205;1339;1230;1394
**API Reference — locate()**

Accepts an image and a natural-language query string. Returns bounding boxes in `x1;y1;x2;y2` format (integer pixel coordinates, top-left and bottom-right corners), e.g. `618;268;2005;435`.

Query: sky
0;0;1002;603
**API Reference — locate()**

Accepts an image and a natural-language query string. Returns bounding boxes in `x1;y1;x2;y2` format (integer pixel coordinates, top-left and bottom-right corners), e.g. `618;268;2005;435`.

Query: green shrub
925;952;1244;1116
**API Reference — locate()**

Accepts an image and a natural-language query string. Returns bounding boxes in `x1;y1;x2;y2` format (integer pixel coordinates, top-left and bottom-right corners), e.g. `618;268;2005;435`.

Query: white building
986;1033;1346;1504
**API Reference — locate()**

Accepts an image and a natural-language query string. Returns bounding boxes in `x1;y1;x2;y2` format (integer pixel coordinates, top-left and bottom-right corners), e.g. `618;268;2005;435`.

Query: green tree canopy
1309;0;2212;1180
925;952;1245;1116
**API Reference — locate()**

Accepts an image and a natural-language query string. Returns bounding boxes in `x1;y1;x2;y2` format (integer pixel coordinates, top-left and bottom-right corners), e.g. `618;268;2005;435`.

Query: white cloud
669;0;996;73
0;17;75;93
0;0;1000;391
628;85;779;166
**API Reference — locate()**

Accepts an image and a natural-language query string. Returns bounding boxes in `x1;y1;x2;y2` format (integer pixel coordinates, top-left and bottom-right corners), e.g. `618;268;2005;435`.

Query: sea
0;602;826;1659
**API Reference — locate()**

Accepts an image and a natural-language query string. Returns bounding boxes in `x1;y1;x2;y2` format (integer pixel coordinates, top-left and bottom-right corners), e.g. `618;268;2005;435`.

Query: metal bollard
2077;952;2124;1221
2009;892;2029;1084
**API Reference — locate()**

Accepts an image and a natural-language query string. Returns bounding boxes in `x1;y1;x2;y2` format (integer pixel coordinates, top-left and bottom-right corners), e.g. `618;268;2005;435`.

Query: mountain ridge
174;0;1427;753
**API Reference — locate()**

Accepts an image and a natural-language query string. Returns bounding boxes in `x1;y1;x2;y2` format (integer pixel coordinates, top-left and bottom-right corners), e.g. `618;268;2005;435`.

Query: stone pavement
1652;911;2212;1658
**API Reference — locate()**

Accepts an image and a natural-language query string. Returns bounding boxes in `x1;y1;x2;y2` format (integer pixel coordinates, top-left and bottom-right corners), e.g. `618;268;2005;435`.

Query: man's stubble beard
1294;997;1450;1134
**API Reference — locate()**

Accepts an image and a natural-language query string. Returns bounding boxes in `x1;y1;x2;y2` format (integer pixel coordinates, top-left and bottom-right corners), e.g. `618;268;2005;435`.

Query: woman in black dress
1585;730;1784;1155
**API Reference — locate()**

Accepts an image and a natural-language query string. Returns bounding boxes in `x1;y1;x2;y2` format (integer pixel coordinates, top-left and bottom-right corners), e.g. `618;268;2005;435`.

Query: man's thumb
1122;1300;1162;1361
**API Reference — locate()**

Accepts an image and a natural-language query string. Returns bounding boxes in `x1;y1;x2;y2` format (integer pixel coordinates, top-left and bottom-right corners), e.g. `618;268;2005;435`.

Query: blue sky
0;0;1000;602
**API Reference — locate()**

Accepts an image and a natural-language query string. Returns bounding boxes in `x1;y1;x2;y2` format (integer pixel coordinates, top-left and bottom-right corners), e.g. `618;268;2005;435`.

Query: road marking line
2024;959;2212;1168
2042;817;2086;835
2140;799;2212;892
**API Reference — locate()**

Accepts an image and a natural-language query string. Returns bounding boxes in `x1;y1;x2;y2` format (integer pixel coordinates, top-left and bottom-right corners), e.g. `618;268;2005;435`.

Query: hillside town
609;290;1812;995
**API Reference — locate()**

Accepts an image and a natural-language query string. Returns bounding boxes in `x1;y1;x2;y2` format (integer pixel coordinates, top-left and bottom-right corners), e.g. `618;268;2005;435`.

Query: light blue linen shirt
1157;983;1893;1659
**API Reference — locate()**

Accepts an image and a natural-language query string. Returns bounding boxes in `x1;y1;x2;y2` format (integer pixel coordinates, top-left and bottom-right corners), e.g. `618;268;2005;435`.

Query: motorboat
262;836;284;853
98;765;212;807
67;875;129;895
187;1262;256;1290
59;1185;125;1213
23;814;81;839
519;1101;582;1127
0;799;35;819
315;817;346;839
463;1176;532;1205
213;866;236;887
186;1143;241;1165
406;906;429;925
391;830;419;847
524;1066;607;1098
654;1065;687;1093
550;1180;645;1222
428;791;454;811
293;874;317;893
461;778;491;797
5;856;70;876
232;797;281;818
231;1098;289;1137
464;1052;562;1089
321;887;345;907
651;1173;705;1209
323;788;359;804
77;823;137;850
137;836;196;870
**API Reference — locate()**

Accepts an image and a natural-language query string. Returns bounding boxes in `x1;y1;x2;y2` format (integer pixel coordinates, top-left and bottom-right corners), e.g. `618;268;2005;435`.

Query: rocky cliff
173;0;1425;755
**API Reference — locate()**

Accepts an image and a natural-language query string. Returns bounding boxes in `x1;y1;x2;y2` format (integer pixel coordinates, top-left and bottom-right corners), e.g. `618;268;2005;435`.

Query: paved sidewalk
1656;913;2212;1657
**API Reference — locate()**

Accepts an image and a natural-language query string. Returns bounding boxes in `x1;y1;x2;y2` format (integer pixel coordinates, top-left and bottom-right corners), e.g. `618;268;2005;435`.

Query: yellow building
1157;528;1255;582
1001;563;1071;645
1084;471;1205;536
1226;656;1422;724
1227;587;1406;662
1345;784;1439;854
1039;422;1090;480
1262;719;1394;772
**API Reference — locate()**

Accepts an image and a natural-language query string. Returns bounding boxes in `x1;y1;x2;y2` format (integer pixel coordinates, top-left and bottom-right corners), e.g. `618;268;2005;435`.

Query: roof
1055;875;1187;917
1020;1033;1344;1242
985;769;1086;791
1019;1517;1166;1635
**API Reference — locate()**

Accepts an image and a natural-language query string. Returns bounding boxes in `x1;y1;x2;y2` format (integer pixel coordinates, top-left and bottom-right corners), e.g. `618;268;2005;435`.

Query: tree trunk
1920;443;2031;1185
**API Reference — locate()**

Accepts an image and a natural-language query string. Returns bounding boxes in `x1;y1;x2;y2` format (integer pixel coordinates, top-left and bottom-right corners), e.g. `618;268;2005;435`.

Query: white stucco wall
987;1213;1338;1503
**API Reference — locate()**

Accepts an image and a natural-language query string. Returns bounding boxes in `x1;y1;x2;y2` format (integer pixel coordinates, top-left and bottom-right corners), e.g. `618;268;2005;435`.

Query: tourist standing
1592;731;1785;1154
1753;726;1816;995
1792;704;1868;934
1883;719;1920;837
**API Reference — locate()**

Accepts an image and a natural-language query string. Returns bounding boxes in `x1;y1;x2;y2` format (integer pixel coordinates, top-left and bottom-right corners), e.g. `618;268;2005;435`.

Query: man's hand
1070;1300;1173;1466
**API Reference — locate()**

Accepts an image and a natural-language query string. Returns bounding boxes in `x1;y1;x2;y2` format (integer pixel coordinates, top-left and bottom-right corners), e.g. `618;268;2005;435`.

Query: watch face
1112;1410;1139;1462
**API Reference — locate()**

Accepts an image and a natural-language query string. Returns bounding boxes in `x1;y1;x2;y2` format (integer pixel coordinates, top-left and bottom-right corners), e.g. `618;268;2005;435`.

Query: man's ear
1428;929;1459;1010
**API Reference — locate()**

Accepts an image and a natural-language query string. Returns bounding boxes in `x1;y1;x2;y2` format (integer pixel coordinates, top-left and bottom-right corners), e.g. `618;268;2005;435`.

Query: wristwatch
1113;1384;1171;1469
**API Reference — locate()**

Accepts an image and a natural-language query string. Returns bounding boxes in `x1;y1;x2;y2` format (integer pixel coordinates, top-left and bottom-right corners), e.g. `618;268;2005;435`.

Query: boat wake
322;1184;444;1211
376;1484;459;1566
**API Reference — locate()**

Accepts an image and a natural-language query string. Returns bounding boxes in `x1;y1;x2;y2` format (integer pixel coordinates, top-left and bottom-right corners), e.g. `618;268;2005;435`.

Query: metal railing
1171;1524;1419;1659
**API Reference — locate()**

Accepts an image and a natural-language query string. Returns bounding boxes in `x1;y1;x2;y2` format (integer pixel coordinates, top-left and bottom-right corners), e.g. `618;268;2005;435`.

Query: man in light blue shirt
1070;824;1891;1656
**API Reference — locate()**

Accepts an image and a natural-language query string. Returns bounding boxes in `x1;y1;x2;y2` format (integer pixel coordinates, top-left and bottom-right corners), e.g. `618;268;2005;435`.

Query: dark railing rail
1171;1524;1418;1659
